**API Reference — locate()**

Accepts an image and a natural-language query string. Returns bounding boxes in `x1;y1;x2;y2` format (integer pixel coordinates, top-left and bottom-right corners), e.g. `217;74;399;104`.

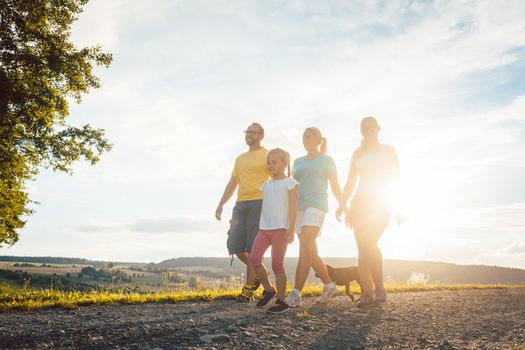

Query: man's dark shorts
227;199;262;255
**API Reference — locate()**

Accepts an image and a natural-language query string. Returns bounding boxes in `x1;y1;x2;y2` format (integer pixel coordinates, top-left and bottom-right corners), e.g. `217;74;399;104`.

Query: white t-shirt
259;177;299;230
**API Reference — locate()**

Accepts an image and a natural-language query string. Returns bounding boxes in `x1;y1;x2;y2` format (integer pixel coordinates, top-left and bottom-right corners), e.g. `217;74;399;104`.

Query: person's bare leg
355;231;375;295
367;225;386;291
275;273;287;301
236;252;257;285
246;256;258;285
245;203;263;286
236;252;249;264
293;247;311;290
253;263;273;291
358;254;374;295
310;241;331;284
369;245;384;291
293;229;318;291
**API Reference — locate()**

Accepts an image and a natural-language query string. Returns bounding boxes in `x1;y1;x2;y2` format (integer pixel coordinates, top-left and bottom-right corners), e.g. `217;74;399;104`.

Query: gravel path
0;288;524;349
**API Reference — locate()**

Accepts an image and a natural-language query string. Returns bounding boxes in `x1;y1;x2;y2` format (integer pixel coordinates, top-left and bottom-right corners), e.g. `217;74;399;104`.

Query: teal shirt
292;154;337;212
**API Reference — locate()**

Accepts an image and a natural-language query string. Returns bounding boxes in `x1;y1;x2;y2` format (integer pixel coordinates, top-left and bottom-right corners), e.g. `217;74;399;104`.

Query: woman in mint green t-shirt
284;127;344;308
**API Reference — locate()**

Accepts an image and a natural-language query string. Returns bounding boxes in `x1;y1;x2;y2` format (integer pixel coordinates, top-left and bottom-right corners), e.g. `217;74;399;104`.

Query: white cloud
75;215;224;235
505;243;525;255
70;0;125;51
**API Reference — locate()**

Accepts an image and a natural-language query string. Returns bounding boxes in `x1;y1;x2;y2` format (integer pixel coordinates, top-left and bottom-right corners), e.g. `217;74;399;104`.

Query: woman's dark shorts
227;199;263;255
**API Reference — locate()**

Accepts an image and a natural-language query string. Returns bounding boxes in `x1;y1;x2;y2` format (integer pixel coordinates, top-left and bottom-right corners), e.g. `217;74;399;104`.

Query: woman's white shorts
294;207;326;234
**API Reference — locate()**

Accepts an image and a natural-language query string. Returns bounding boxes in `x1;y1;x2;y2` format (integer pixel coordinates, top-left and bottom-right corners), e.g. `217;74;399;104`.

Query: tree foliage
0;0;112;246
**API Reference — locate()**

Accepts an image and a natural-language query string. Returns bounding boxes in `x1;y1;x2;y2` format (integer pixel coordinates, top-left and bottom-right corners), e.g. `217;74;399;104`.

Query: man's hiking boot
252;277;261;291
256;288;276;307
236;284;256;303
236;277;262;303
267;299;289;313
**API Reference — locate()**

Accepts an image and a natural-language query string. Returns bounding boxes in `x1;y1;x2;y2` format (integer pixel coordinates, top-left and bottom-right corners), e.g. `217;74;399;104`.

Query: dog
315;264;362;301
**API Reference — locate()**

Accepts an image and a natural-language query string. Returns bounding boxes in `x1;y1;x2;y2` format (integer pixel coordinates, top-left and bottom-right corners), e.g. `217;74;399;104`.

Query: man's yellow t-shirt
232;147;270;202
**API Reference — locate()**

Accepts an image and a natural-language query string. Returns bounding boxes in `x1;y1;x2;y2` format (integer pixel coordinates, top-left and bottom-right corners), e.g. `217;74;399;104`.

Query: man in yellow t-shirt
215;123;269;302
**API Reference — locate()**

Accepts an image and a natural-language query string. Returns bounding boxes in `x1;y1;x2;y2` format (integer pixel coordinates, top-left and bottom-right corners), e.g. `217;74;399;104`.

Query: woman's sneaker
357;294;375;308
256;289;276;307
284;289;302;308
267;299;289;313
316;282;338;304
374;287;387;304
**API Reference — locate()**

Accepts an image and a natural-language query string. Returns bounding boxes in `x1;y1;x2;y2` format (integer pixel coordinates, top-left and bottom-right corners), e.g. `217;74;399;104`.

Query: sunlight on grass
1;283;523;313
296;309;309;318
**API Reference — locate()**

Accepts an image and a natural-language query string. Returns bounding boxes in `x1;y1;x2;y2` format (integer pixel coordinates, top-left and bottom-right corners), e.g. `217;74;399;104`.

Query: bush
80;266;99;278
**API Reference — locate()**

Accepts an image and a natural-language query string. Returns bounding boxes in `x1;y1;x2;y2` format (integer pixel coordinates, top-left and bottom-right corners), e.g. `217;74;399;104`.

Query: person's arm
387;146;404;225
287;184;298;244
215;176;238;221
325;156;344;211
336;150;359;222
328;173;343;208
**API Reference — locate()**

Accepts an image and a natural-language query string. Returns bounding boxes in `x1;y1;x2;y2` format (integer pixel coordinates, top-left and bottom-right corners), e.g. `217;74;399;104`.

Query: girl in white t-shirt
249;148;298;313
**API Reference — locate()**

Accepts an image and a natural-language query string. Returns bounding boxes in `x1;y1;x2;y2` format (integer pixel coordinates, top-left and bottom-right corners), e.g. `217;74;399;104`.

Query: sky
2;0;525;268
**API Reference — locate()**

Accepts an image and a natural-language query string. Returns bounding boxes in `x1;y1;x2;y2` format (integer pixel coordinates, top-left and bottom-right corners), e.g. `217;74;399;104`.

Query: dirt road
0;288;524;349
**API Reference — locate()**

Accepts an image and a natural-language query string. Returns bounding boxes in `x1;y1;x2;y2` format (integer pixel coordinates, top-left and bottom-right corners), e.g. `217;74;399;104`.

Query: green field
0;261;223;293
1;257;524;313
2;283;524;313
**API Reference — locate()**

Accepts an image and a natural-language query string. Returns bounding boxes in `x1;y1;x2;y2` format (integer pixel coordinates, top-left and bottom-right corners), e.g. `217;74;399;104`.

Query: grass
1;283;524;313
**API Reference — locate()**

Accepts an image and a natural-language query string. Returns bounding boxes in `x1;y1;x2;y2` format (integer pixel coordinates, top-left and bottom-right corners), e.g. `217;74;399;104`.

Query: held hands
335;205;345;222
336;205;352;230
335;206;352;230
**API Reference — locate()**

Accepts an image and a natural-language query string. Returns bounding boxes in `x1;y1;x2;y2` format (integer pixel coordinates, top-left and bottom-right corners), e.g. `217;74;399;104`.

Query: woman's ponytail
305;127;327;154
320;137;327;154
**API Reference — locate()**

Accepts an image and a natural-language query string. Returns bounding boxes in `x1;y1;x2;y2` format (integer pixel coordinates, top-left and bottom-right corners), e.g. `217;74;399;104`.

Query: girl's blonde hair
267;148;291;177
305;127;327;154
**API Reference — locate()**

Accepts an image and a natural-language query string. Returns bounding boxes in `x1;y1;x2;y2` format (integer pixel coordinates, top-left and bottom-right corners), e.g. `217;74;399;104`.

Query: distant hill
3;255;524;285
0;256;140;267
157;257;525;285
